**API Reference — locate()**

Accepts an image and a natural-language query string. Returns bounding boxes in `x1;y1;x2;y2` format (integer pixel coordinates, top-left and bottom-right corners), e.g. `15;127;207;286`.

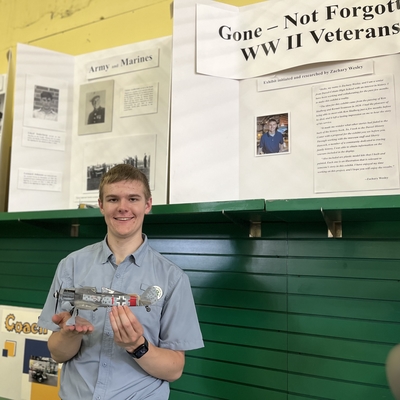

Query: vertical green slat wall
0;218;398;399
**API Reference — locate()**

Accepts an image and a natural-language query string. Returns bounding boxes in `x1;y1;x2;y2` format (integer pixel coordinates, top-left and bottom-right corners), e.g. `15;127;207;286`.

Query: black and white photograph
82;134;156;204
86;155;151;191
86;90;106;124
256;113;290;156
32;86;59;121
78;80;114;135
23;75;68;132
28;356;58;386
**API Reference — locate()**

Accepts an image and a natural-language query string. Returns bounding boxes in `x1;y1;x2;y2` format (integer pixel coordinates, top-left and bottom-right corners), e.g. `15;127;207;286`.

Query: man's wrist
126;336;149;359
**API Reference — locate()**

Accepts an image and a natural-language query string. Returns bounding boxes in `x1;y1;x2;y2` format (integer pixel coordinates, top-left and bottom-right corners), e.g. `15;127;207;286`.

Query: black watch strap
127;336;149;359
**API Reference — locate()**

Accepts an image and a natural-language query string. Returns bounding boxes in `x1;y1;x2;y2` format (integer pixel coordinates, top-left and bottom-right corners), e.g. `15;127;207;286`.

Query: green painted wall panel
288;395;316;400
288;295;400;322
288;334;393;364
201;324;287;351
0;250;67;263
288;314;400;344
166;254;287;274
288;258;400;280
195;342;287;370
188;271;287;293
193;288;287;312
2;275;52;291
0;288;48;308
184;357;287;390
170;390;219;400
289;239;400;259
150;238;288;257
171;374;287;400
289;353;386;386
0;237;98;250
288;374;391;400
288;276;400;301
0;261;57;278
197;306;287;331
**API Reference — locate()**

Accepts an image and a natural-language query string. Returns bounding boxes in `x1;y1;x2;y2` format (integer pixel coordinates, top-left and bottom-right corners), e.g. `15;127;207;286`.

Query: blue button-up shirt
38;235;204;400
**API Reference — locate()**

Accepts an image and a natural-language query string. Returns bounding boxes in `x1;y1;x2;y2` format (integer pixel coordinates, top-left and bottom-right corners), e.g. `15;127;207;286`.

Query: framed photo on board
256;113;290;156
78;80;114;135
23;75;68;132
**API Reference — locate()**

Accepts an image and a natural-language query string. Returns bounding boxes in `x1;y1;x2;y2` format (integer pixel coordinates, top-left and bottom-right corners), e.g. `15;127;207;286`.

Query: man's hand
109;306;185;382
109;306;144;352
48;312;94;363
52;312;94;335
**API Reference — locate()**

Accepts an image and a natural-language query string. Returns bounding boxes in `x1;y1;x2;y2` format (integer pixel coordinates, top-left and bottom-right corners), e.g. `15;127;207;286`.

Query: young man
33;90;58;121
38;164;204;400
259;118;284;154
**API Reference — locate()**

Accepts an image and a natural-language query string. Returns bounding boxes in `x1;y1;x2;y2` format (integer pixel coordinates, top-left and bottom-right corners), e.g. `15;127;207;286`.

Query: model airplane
54;285;163;326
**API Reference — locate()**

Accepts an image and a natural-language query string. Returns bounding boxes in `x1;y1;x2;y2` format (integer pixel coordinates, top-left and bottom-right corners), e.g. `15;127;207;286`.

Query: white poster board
170;0;400;203
0;305;58;400
9;37;171;212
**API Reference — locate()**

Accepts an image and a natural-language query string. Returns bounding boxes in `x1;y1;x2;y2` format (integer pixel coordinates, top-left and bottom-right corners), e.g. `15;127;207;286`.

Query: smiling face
267;120;277;134
98;179;152;249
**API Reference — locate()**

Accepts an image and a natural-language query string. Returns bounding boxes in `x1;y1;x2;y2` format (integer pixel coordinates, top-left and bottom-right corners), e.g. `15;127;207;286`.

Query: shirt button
102;363;107;367
116;273;121;278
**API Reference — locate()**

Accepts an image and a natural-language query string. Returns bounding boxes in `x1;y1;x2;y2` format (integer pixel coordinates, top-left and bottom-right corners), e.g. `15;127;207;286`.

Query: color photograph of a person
256;113;289;156
32;87;59;121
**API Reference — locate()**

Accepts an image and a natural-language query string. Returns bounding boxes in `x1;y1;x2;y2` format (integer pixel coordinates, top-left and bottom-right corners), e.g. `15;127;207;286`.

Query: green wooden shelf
0;195;400;236
265;195;400;222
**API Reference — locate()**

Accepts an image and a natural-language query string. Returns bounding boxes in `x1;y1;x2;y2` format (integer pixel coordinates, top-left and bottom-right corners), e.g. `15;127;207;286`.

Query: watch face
135;346;148;358
128;336;149;359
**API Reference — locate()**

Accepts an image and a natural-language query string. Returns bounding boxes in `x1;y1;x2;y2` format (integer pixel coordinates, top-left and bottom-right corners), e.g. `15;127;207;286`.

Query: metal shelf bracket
321;208;342;238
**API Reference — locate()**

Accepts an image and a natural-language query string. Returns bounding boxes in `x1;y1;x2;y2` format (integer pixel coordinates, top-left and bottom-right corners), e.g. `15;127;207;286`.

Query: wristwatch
126;336;149;359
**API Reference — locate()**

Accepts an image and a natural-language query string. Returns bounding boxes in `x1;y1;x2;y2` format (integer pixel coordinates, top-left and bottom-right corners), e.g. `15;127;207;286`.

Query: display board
170;0;400;203
8;37;171;212
0;305;59;400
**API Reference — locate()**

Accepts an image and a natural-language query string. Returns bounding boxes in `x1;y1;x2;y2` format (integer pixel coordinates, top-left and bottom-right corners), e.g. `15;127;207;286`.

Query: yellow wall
0;0;264;73
0;0;173;73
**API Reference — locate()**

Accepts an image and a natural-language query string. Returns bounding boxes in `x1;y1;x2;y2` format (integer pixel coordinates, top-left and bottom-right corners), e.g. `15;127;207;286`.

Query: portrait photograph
23;75;68;132
255;112;290;156
32;86;59;121
78;80;114;135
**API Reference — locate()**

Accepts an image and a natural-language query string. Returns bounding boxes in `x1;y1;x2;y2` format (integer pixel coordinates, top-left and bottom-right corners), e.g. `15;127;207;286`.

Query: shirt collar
100;234;149;266
100;237;114;263
131;234;149;267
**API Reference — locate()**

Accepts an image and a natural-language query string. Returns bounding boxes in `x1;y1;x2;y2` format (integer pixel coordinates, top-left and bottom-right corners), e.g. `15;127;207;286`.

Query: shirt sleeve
37;258;73;331
158;272;204;351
